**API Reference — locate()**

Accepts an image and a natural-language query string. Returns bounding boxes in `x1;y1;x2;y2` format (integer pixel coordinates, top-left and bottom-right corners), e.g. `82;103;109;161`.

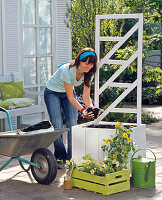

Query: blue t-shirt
46;62;84;92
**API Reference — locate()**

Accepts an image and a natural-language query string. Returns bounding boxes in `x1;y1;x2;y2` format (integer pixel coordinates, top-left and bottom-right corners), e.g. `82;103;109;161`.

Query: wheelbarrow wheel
31;148;57;185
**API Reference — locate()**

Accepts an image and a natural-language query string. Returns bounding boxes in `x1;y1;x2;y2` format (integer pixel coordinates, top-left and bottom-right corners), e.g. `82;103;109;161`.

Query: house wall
1;0;21;79
1;0;72;77
55;0;72;68
0;0;72;127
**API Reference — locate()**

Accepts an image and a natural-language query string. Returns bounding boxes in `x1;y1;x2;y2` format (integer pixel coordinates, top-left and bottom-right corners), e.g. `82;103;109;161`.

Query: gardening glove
87;107;103;119
21;121;51;132
81;108;94;119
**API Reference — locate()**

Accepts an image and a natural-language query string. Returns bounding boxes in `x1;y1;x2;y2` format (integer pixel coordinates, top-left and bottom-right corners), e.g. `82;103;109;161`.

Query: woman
44;47;98;162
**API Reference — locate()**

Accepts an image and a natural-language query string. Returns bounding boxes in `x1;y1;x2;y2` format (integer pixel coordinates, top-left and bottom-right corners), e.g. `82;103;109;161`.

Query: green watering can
131;148;156;188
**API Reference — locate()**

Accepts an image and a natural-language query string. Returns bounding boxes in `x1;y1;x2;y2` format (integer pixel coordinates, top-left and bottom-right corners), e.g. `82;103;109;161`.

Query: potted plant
101;122;136;171
64;158;76;190
67;122;136;195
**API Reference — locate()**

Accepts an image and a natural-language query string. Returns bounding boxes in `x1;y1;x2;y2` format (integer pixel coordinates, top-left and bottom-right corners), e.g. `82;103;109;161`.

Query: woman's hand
81;108;94;119
87;107;103;119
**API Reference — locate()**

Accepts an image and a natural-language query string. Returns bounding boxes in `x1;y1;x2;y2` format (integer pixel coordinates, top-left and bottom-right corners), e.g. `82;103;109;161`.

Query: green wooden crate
71;169;130;195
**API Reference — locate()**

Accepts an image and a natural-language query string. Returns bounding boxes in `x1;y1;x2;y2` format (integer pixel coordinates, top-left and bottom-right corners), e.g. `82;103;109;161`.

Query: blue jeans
44;87;78;161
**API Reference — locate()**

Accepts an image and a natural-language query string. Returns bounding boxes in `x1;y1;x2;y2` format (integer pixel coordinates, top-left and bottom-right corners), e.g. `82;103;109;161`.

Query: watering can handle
131;148;156;161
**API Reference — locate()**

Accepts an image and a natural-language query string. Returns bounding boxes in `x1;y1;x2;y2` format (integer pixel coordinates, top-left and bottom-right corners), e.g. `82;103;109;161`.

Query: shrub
129;112;158;124
142;87;162;105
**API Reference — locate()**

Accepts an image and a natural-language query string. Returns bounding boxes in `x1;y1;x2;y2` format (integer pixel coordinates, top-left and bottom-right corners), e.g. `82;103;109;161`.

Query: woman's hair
69;47;97;88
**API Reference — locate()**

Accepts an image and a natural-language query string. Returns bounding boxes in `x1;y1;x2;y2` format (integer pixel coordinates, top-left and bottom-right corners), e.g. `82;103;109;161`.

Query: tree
65;0;162;104
66;0;161;57
65;0;130;58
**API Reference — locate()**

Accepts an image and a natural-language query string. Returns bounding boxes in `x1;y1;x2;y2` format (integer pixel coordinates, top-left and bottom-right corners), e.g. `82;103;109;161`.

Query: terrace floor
0;105;162;200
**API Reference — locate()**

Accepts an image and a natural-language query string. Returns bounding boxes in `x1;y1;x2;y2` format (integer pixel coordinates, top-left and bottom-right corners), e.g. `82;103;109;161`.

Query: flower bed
71;169;130;195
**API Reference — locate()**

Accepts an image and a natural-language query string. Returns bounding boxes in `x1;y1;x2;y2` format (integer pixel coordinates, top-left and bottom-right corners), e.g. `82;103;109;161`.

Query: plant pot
72;121;146;164
71;169;130;195
64;175;73;190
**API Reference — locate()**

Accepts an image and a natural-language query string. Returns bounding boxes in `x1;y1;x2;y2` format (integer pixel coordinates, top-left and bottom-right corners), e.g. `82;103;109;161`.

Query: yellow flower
123;133;128;138
105;139;109;144
66;160;70;165
115;121;121;127
130;126;134;128
127;138;132;142
113;154;117;159
70;158;74;163
90;169;95;175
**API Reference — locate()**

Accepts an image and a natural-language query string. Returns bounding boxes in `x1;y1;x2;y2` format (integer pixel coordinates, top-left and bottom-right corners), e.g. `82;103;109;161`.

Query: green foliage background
66;0;161;58
65;0;162;123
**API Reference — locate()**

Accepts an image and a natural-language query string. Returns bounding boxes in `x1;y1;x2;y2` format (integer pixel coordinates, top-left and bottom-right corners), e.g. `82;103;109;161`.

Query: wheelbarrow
0;107;68;185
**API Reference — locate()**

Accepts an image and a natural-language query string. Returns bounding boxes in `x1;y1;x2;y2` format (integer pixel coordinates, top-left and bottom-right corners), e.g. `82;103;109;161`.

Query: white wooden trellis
94;14;143;126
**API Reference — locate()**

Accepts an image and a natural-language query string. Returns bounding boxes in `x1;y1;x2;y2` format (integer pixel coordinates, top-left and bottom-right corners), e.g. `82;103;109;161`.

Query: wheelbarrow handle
0;107;7;112
0;106;13;131
131;148;156;161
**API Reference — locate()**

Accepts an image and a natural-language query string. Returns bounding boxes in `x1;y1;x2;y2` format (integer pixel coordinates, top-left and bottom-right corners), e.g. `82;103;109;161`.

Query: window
22;0;54;104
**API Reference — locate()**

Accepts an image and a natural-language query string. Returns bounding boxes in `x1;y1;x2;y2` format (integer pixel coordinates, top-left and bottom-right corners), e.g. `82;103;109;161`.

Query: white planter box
72;121;146;164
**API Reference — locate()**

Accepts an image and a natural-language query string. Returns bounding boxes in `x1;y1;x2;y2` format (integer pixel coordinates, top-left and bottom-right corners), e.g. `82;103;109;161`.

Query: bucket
131;148;156;188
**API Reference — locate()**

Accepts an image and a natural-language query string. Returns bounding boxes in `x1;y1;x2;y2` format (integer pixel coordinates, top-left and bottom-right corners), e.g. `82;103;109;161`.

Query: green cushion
0;73;14;99
4;98;35;108
0;81;24;100
0;101;15;109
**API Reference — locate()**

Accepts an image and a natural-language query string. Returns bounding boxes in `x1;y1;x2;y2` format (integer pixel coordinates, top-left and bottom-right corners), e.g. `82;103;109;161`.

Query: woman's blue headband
79;51;96;61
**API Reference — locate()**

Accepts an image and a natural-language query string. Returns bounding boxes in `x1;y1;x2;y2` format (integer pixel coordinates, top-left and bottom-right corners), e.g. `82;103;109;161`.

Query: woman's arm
82;83;94;108
64;82;83;111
